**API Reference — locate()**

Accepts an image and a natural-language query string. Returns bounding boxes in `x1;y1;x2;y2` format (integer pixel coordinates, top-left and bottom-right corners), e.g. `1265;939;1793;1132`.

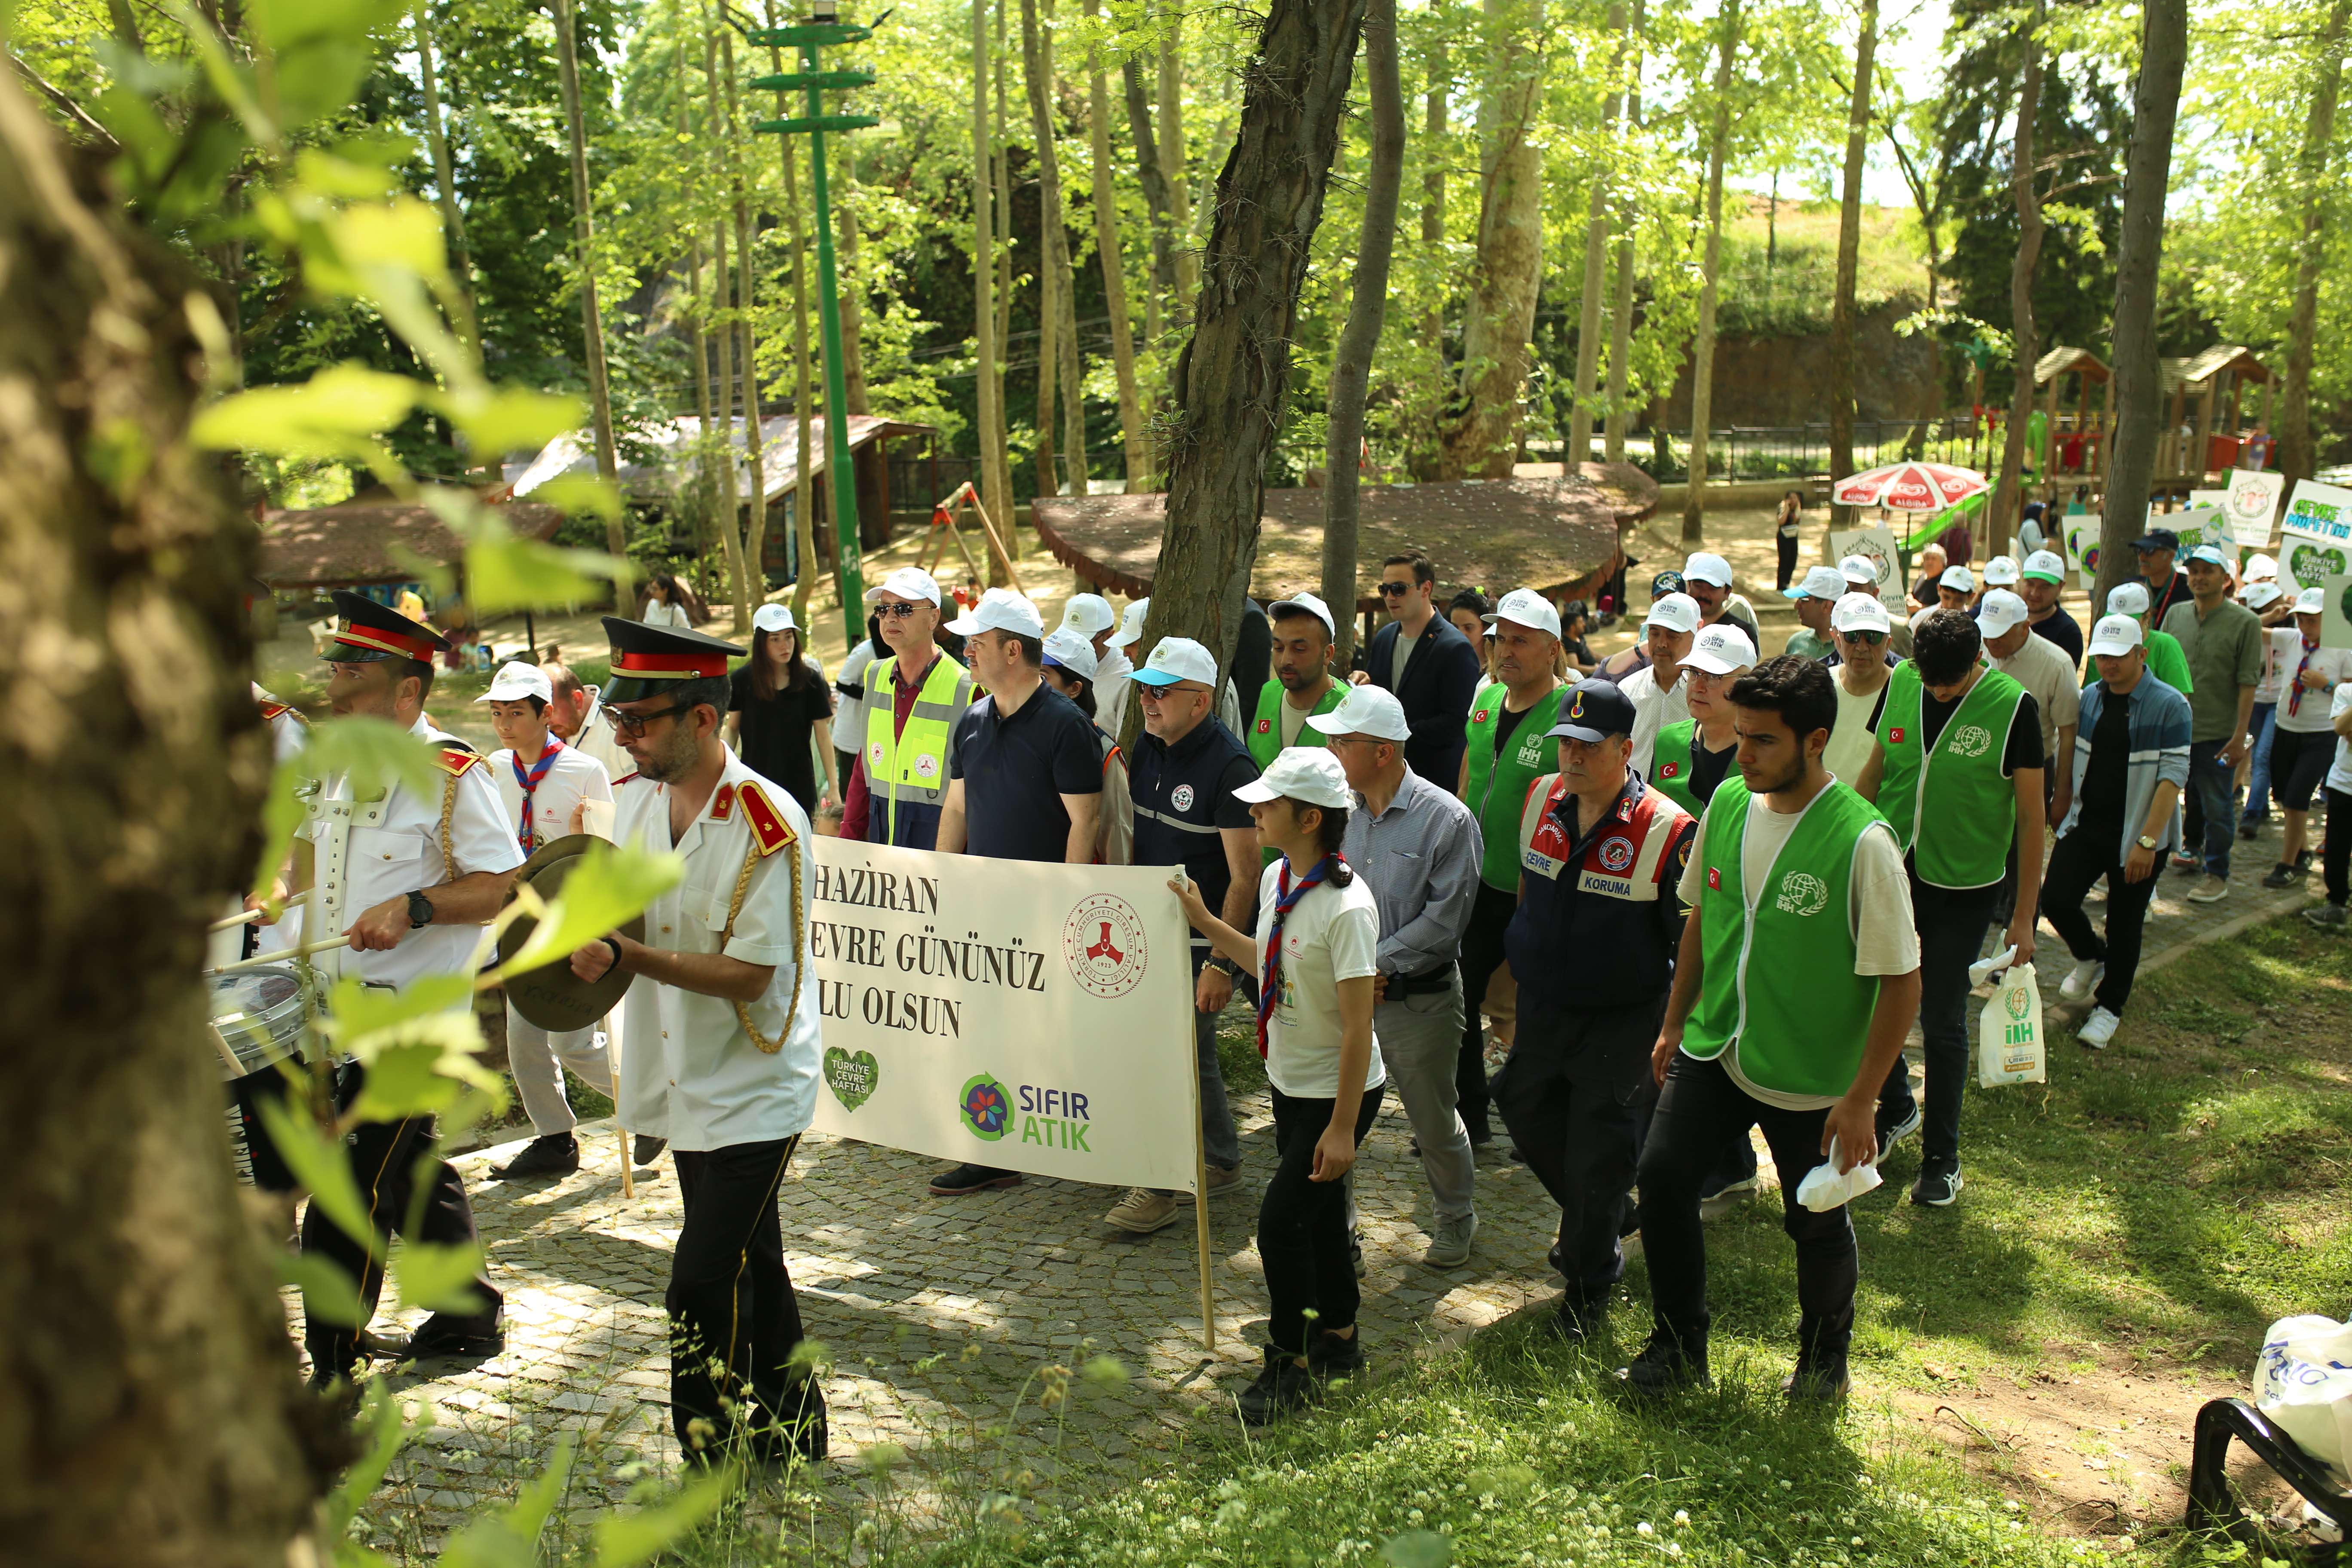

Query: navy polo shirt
949;683;1102;862
1129;714;1259;946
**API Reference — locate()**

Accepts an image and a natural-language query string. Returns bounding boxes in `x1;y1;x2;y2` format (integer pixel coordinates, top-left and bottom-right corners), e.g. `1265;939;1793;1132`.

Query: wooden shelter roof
2163;345;2271;392
259;493;564;588
1031;467;1651;612
2033;346;2110;385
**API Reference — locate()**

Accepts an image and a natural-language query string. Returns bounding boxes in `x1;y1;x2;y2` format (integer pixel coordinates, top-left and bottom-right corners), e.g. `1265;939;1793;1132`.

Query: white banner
1828;525;1905;618
2225;470;2287;549
2156;503;2222;554
803;841;1203;1191
2281;480;2352;591
2325;573;2352;652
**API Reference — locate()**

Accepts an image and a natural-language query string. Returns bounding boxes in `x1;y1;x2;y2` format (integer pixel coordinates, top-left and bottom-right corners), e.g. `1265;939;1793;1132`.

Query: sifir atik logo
958;1073;1095;1151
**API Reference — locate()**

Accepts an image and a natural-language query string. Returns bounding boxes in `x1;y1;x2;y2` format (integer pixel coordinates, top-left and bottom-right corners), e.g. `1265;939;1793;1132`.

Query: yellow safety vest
863;652;973;843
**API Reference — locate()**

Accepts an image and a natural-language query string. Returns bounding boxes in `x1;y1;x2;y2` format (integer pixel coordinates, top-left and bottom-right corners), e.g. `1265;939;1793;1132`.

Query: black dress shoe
400;1316;505;1361
928;1162;1021;1195
492;1133;580;1179
633;1133;667;1166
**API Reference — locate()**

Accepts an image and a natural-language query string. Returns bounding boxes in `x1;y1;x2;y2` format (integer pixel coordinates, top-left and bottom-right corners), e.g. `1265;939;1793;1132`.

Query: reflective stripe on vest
863;653;972;842
1875;661;2024;889
1516;773;1678;901
1464;680;1567;892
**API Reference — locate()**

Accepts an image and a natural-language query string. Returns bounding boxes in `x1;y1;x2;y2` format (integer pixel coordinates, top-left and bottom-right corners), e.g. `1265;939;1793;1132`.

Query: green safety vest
1246;678;1344;771
1683;776;1886;1098
1875;661;2025;889
1464;680;1566;892
862;651;973;841
1649;719;1704;816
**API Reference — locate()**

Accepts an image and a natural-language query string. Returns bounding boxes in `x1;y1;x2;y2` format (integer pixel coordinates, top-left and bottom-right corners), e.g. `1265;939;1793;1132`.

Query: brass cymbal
498;833;646;1032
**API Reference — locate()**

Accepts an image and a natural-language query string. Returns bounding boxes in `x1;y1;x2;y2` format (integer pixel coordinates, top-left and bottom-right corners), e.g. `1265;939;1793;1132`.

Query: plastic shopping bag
1976;959;2046;1087
2254;1315;2352;1484
1795;1137;1883;1213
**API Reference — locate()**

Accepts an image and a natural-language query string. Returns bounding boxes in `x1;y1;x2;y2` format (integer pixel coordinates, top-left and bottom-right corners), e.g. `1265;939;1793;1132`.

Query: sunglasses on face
1378;581;1414;597
1842;630;1887;646
876;601;927;619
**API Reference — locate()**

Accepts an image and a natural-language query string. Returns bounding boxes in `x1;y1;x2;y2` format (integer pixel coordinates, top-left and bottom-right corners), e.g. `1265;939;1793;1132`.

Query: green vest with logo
1683;776;1886;1098
1874;660;2025;889
1464;680;1567;891
863;652;973;840
1246;679;1344;771
1649;719;1704;815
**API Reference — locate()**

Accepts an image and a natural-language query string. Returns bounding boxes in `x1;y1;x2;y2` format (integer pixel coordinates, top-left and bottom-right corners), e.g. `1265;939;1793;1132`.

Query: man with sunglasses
838;567;975;849
1354;552;1482;793
1824;594;1897;784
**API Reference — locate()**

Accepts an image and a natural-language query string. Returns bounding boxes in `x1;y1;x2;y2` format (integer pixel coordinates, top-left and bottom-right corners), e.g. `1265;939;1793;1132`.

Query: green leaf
251;755;311;901
276;1249;370;1327
296;716;444;803
591;1468;737;1568
444;497;638;615
255;1096;377;1260
322;974;477;1048
496;840;685;980
1380;1531;1452;1568
325;1384;411;1545
440;387;586;459
533;474;625;526
393;1240;488;1315
191;364;423;458
344;1040;467;1122
437;1435;576;1568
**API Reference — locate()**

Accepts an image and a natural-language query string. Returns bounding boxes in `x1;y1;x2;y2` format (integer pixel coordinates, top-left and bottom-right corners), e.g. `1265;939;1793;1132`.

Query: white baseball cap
478;660;553;704
1831;592;1892;635
2187;543;2232;569
1786;564;1849;602
1233;746;1353;810
2088;614;2145;658
2106;581;2151;618
2023;550;2067;583
1982;554;2021;586
752;603;797;634
1838;554;1880;588
1042;627;1099;681
1487;586;1562;639
1679;622;1757;675
1106;597;1151;649
2295;585;2327;616
1939;565;1977;593
1682;551;1734;588
1267;591;1337;641
2245;579;2285;611
1308;683;1410;743
946;586;1046;639
2246;552;2280;583
1977;588;2030;637
1127;634;1217;688
865;566;943;606
1060;592;1117;636
1643;592;1703;635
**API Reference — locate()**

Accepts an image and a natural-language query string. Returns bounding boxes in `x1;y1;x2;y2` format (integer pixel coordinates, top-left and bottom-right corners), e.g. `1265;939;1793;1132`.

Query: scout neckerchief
509;736;565;852
2289;633;2320;718
1256;853;1343;1057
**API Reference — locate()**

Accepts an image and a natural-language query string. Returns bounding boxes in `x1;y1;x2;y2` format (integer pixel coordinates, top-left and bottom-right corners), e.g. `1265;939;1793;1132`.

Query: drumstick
207;890;313;933
204;934;349;976
613;1068;634;1201
205;1021;250;1077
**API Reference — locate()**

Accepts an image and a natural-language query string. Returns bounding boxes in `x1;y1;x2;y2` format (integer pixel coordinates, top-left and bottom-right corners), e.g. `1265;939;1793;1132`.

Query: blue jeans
2243;703;2278;821
2183;738;2239;877
1877;872;2001;1174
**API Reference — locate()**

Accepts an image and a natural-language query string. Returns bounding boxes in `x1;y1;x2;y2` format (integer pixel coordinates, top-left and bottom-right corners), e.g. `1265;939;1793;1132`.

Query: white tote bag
1976;962;2046;1087
2254;1315;2352;1482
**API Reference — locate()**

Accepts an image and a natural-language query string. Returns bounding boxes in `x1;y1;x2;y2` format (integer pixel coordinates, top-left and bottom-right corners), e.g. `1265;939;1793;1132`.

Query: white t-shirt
1623;663;1691;778
2256;625;2301;705
2326;683;2352;794
642;598;691;628
1277;693;1320;747
1824;671;1888;784
489;738;613;856
1675;784;1918;1110
1255;863;1387;1099
2274;642;2352;733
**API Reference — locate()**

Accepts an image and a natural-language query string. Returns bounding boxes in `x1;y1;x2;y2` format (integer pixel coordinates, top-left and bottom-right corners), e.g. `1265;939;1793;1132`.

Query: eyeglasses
876;601;928;619
1841;630;1887;646
1378;581;1414;597
604;700;694;735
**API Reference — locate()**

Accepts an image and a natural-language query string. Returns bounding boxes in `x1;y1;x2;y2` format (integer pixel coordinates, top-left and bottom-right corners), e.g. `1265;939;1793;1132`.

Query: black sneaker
928;1163;1022;1195
1307;1330;1367;1383
632;1133;667;1166
1616;1331;1709;1393
1782;1357;1853;1402
400;1316;505;1361
1551;1295;1607;1343
2238;820;2260;841
492;1133;580;1179
1910;1165;1964;1207
1875;1103;1923;1159
1237;1349;1316;1425
2262;861;2303;888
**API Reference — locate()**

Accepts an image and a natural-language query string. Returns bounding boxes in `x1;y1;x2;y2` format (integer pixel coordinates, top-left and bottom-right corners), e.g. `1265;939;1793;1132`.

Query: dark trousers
2039;828;2162;1014
1491;999;1658;1302
301;1064;499;1378
670;1137;827;1461
1636;1053;1859;1365
2182;738;2239;876
2327;788;2352;906
1776;531;1800;592
1455;883;1517;1136
227;1060;300;1193
1877;873;2000;1174
1261;1084;1386;1356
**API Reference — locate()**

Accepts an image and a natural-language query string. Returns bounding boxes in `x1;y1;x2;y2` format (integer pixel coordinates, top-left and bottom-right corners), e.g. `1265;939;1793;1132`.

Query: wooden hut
2031;346;2111;503
2155;346;2273;494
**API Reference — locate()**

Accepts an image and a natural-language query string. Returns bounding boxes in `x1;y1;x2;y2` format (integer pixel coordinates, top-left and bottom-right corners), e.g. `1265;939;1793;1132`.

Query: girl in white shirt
641;572;692;628
1172;747;1384;1427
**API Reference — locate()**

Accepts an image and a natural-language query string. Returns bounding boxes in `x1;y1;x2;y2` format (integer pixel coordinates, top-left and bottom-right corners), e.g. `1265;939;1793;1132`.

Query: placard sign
2226;471;2287;549
2325;573;2352;652
1828;525;1905;618
803;841;1201;1192
2280;480;2352;591
2156;504;2221;554
2065;517;2104;591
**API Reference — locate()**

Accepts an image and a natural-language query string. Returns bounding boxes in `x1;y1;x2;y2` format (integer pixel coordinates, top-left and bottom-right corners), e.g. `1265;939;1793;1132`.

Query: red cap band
334;624;439;661
613;649;729;679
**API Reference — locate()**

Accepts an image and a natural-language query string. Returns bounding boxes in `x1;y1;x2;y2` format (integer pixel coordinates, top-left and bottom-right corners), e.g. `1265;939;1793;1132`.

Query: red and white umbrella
1831;461;1990;514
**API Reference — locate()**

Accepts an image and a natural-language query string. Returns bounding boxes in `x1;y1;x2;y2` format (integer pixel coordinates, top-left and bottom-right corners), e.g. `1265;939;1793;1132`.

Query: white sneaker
2059;959;2105;1001
2077;1006;2121;1049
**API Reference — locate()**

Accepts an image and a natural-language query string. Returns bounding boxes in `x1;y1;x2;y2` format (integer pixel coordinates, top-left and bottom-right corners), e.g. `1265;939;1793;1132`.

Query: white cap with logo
1060;592;1117;636
2106;581;2151;618
1679;622;1757;675
1982;555;2021;586
1308;683;1411;743
1267;591;1337;640
1127;634;1218;688
1838;554;1882;588
2087;614;2145;658
1233;746;1354;810
2245;580;2285;611
478;660;554;705
946;586;1046;639
1682;551;1734;588
1831;592;1892;635
2023;549;2067;583
1786;564;1849;601
1644;592;1703;635
1487;586;1562;639
1939;564;1978;593
1107;597;1152;649
2296;585;2328;616
2246;553;2280;582
1976;588;2029;637
865;565;943;606
1042;628;1099;681
752;602;796;634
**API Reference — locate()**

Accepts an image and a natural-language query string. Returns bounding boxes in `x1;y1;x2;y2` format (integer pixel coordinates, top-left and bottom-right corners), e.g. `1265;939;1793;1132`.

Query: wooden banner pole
961;490;1027;594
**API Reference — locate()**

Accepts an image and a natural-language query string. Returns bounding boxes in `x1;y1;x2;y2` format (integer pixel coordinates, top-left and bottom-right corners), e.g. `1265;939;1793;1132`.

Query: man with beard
1249;593;1347;771
545;660;633;782
567;617;828;1466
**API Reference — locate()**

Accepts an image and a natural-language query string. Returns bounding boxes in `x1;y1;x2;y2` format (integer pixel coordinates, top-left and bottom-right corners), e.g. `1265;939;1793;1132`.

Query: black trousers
1490;998;1660;1304
1635;1053;1859;1366
302;1063;500;1378
2325;787;2352;906
1776;531;1800;592
1454;883;1518;1136
670;1137;827;1461
2039;827;2162;1014
227;1060;300;1193
1260;1084;1385;1356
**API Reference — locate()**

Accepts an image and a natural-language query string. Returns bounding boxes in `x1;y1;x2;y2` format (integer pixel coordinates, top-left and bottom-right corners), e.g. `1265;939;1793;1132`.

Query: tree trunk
1035;234;1062;499
701;28;752;627
1419;35;1446;359
1988;3;2044;560
413;3;475;328
1679;0;1740;542
1122;50;1178;305
779;129;821;622
681;75;721;606
554;0;625;565
720;32;770;616
1131;0;1370;742
1436;0;1544;481
1159;24;1200;313
1602;0;1644;463
1826;0;1876;524
837;160;871;417
0;77;335;1566
2100;0;2189;607
1082;0;1150;490
2278;0;2352;486
1021;0;1090;498
971;0;1013;548
1567;3;1627;470
1321;0;1404;669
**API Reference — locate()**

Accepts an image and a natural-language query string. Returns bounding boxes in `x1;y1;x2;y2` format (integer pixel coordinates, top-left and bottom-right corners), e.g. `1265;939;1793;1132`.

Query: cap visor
1545;722;1608;742
1231;778;1282;803
1679;655;1745;675
1127;666;1186;686
944;614;980;635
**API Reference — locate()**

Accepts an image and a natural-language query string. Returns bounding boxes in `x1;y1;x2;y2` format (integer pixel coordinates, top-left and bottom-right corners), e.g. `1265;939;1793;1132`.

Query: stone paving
334;843;2325;1544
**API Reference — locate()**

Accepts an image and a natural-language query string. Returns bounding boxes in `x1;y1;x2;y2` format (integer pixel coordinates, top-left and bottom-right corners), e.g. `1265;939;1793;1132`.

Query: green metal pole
803;38;865;646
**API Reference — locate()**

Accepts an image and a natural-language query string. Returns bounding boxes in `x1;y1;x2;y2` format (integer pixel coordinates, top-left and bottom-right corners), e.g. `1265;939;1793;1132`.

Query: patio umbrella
1831;460;1990;515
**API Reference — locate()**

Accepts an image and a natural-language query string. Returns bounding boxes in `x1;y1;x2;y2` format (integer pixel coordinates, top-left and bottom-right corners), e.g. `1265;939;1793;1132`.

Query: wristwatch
1207;955;1241;979
406;890;434;928
2135;835;2160;851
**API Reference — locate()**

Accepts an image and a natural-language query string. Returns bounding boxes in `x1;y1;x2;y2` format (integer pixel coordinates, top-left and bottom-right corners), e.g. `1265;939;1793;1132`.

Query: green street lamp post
749;0;879;645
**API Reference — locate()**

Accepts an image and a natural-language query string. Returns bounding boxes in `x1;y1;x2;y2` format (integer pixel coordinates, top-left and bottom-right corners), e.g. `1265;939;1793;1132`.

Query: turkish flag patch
1888;726;1907;744
1706;867;1722;891
1473;710;1490;725
1660;762;1681;778
1256;719;1272;734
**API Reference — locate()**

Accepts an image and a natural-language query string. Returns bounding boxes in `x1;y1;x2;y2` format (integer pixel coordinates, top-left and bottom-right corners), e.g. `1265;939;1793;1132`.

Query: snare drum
212;965;309;1190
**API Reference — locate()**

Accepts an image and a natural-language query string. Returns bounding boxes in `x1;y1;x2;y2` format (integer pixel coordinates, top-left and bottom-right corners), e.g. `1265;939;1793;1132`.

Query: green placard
749;68;876;91
746;22;872;43
754;114;882;135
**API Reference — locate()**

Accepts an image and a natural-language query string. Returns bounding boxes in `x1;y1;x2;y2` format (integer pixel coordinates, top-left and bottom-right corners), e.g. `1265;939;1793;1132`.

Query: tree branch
6;54;120;151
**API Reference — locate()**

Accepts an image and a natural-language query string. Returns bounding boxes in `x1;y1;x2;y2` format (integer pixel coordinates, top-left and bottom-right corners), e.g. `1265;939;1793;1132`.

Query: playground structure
2026;343;2275;514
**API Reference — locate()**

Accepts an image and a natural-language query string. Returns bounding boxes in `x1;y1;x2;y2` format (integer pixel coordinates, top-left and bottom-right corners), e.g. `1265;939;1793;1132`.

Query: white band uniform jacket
612;750;821;1152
